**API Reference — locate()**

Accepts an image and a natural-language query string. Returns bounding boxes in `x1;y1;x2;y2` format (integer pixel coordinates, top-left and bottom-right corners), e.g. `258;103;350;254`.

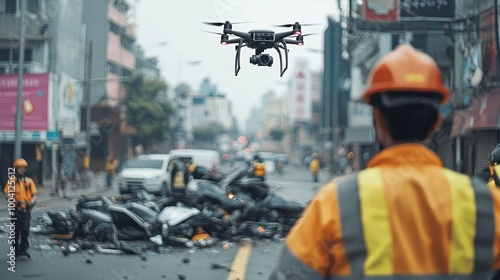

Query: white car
117;154;172;196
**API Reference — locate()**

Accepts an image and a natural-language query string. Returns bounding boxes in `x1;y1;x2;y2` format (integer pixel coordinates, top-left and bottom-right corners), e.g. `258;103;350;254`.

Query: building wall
83;0;108;104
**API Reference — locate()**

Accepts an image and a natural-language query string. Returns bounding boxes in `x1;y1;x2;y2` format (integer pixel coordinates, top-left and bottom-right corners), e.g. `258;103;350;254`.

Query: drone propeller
273;23;321;27
202;21;253;26
202;30;226;35
299;33;318;37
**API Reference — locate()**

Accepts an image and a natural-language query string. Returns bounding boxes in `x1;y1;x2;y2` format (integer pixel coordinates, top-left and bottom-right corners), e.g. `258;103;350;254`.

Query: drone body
203;21;315;77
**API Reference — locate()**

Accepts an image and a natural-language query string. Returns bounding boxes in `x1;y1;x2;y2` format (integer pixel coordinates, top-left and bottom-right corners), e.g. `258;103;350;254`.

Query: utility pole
14;0;26;159
84;41;93;170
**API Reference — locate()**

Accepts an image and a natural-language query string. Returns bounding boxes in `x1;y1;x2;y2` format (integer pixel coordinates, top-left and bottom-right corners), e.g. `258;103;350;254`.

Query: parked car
117;154;172;196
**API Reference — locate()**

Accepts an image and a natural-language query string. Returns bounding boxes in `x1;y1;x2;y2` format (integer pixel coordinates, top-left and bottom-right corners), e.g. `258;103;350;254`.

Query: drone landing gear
275;40;289;77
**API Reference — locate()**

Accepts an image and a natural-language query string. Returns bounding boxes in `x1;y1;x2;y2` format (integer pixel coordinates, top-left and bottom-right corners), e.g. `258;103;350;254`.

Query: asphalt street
0;164;330;280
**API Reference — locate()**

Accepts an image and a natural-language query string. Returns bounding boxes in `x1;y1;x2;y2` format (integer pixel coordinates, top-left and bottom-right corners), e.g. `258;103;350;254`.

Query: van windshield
125;159;163;169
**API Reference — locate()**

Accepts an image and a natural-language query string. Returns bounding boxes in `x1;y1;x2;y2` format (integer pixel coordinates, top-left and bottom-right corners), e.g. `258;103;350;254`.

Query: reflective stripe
444;170;476;273
358;169;392;275
470;177;495;272
337;174;366;279
329;272;493;280
268;245;324;280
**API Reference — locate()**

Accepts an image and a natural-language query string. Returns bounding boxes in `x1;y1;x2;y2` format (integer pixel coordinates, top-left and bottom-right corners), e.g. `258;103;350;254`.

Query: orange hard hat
362;44;450;105
13;158;28;167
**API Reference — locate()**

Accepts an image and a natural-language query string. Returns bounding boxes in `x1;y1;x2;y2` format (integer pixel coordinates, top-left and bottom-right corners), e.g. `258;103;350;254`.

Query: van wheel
160;183;167;197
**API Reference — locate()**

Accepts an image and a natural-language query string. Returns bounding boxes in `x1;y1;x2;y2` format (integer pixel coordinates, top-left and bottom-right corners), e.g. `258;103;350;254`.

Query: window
26;0;39;14
107;62;120;75
5;0;16;13
121;35;134;51
13;49;33;62
0;49;10;61
109;21;121;34
122;68;132;77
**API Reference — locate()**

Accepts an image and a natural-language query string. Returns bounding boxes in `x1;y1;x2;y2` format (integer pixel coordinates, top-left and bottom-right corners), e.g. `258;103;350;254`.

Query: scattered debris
210;263;232;271
86;258;92;264
29;167;304;257
182;257;190;264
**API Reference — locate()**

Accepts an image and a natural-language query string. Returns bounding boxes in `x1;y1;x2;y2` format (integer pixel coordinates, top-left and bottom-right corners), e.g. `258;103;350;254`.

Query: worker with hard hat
269;44;500;279
309;153;320;182
3;158;38;257
488;144;500;189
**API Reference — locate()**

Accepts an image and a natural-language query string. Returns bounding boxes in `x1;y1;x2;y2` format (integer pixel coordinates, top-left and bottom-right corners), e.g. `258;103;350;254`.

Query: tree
122;73;173;146
270;128;284;141
193;121;226;144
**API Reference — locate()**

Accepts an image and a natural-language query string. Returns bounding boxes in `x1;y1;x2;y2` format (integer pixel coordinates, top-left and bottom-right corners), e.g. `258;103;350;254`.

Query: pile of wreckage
34;167;305;255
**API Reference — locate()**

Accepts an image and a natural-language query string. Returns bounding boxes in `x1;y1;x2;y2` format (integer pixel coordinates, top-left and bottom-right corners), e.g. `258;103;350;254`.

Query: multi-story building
0;0;86;185
82;0;137;171
340;0;456;172
451;0;500;176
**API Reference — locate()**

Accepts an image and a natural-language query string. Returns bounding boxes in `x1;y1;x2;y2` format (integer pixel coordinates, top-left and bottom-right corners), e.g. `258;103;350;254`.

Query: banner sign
0;73;49;131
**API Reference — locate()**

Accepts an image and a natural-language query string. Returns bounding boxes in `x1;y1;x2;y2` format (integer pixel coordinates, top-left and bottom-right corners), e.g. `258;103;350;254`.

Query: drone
202;21;316;77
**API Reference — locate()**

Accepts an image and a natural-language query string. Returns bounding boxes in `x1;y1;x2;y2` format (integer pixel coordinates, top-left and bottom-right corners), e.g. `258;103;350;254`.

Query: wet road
0;164;329;280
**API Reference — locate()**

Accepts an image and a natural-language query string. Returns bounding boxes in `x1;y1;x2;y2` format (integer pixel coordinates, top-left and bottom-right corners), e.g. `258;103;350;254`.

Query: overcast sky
135;0;338;132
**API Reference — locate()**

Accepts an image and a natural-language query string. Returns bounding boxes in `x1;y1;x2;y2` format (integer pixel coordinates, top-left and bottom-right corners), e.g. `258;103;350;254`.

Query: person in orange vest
105;155;116;188
269;44;500;279
251;155;266;181
488;144;500;189
309;153;320;182
3;158;37;257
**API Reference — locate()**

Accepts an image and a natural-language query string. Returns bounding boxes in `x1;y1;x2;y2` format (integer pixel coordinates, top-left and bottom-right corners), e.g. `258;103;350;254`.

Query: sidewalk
0;172;115;213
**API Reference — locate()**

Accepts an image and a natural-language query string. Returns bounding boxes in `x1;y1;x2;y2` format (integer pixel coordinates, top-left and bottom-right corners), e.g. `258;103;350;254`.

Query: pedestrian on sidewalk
3;158;37;256
309;153;320;182
105;155;116;188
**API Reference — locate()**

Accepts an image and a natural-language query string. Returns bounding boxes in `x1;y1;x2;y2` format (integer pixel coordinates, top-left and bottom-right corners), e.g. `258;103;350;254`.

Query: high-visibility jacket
489;165;500;189
269;144;500;279
4;176;37;205
310;158;320;174
253;162;266;177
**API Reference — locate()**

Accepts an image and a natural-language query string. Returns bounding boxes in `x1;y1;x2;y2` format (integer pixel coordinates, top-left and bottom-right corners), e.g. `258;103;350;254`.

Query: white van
117;154;172;196
169;149;220;173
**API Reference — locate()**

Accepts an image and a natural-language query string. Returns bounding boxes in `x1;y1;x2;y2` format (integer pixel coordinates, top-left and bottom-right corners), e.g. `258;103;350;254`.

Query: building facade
82;0;137;171
0;0;86;185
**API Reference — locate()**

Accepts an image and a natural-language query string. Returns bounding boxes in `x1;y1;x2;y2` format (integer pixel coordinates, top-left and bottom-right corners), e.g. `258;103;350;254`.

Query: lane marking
227;238;252;280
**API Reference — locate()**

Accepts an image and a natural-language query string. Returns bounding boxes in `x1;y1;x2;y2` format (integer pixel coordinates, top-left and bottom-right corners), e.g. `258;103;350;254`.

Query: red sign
364;0;399;22
0;73;49;131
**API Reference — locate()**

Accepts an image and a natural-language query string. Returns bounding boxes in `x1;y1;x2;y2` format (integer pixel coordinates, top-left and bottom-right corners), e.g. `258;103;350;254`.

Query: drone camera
250;53;273;66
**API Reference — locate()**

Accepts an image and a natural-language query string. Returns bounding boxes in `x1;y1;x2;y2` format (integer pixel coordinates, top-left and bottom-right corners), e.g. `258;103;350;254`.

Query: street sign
47;130;61;142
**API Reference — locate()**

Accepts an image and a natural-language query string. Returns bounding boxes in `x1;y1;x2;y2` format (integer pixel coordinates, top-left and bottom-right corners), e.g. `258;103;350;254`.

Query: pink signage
0;73;49;131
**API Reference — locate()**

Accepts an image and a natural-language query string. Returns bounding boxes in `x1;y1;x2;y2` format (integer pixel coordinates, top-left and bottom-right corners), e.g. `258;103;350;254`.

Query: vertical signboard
58;72;82;137
364;0;399;22
0;73;49;131
290;59;312;122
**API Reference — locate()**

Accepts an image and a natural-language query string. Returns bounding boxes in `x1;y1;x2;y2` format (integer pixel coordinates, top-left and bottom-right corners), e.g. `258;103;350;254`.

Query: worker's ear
494;165;500;187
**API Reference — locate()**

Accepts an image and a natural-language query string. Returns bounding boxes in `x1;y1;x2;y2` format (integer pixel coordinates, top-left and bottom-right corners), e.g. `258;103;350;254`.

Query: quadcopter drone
203;21;316;77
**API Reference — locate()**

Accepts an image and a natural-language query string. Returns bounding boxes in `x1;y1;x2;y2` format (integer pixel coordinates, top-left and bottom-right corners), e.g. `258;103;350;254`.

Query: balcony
0;13;49;40
0;62;48;74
